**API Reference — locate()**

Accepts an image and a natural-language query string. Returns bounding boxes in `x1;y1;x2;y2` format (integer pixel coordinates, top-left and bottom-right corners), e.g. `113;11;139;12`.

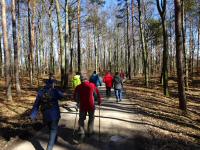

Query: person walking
103;72;113;97
72;72;81;89
89;71;102;87
30;74;65;150
113;72;123;102
74;75;102;141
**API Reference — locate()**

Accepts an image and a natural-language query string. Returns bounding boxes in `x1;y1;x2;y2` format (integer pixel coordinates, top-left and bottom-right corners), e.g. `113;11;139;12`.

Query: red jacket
74;81;102;112
103;73;113;88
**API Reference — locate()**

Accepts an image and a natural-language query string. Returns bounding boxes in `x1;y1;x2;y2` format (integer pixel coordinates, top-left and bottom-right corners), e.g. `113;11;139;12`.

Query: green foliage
146;19;162;46
183;0;196;13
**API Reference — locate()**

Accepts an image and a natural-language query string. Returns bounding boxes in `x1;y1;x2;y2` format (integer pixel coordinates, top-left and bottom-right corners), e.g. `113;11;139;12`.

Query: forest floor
0;75;200;150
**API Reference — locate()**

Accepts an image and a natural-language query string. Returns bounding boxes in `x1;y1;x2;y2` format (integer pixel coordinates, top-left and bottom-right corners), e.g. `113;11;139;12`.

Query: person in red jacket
103;72;113;97
74;75;102;141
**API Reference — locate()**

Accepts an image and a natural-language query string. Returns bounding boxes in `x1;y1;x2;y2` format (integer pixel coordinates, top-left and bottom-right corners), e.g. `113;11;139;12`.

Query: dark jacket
113;75;123;90
30;86;64;122
89;74;102;87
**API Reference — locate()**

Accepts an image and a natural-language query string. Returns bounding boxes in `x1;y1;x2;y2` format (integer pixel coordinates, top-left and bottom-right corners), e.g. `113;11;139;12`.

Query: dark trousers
46;120;59;150
78;111;95;136
106;86;111;97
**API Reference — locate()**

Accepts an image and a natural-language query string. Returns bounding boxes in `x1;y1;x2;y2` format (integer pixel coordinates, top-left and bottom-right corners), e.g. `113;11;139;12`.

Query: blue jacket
89;74;102;87
30;86;64;122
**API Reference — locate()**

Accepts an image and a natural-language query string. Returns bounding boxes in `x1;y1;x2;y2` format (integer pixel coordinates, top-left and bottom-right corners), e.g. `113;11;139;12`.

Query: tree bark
174;0;187;111
64;0;70;88
77;0;81;72
156;0;169;96
1;0;13;100
12;0;21;95
28;0;34;86
137;0;148;87
55;0;65;87
181;0;189;90
0;33;3;77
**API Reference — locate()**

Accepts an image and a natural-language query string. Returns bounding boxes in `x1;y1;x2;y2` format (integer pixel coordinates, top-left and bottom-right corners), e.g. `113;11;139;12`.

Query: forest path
6;85;149;150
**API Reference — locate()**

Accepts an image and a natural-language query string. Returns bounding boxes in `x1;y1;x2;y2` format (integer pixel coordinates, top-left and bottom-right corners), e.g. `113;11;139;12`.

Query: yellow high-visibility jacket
72;75;81;89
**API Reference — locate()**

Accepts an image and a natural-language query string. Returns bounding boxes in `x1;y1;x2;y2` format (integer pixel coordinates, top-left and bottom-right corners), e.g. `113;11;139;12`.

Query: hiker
120;70;126;82
103;72;113;97
72;72;81;89
30;74;65;150
89;71;102;87
74;75;102;141
113;72;123;102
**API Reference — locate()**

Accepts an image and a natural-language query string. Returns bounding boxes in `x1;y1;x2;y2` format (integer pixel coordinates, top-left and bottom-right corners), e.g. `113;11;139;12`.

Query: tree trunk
28;0;34;86
77;0;81;72
156;0;169;96
126;0;131;79
174;0;187;111
0;33;3;77
64;0;70;88
181;1;189;90
48;1;54;74
1;0;12;101
55;0;65;87
12;0;21;95
197;16;200;72
131;0;136;77
137;0;148;87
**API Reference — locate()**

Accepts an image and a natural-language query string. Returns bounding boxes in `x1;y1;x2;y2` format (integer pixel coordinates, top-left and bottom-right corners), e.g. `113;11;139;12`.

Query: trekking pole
99;104;101;142
73;107;78;139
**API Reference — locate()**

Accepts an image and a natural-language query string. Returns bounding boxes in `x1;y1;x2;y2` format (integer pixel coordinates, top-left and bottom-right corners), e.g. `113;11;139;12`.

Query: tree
77;0;81;72
28;0;35;86
174;0;187;111
137;0;149;87
1;0;12;100
156;0;169;96
12;0;21;95
181;0;189;90
55;0;65;87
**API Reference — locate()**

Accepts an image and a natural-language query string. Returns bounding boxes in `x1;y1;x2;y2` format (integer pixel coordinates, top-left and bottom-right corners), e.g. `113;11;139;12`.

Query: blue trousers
114;89;122;101
46;120;59;150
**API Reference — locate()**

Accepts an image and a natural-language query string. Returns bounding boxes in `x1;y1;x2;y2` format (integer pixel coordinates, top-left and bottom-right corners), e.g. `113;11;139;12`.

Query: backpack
40;88;54;111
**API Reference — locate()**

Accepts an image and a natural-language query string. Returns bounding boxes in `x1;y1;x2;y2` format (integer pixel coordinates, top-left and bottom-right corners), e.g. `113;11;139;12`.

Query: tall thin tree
12;0;21;95
174;0;187;111
1;0;12;100
77;0;81;72
55;0;65;87
156;0;169;96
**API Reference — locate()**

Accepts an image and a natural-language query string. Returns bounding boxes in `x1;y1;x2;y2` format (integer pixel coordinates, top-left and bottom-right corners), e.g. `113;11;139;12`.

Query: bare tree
55;0;65;87
12;0;21;95
77;0;81;72
174;0;187;111
156;0;169;96
1;0;12;100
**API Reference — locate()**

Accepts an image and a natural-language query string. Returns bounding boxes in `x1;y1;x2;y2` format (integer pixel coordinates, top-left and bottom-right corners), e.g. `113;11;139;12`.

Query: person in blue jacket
30;75;64;150
89;71;102;87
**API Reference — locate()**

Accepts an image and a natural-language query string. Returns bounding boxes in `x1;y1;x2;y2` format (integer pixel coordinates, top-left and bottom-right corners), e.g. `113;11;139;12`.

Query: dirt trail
5;85;148;150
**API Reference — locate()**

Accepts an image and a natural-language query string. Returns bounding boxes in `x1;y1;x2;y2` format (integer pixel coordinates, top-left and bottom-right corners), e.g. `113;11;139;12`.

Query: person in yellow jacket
72;72;81;89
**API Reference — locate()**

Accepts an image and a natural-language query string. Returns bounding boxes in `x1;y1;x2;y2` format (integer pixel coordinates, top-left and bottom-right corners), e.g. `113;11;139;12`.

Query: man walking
74;75;102;141
103;72;113;97
30;74;65;150
113;72;123;102
89;71;102;87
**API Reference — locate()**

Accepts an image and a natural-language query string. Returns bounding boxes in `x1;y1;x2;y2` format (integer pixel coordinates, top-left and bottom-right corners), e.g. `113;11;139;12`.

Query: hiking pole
99;104;101;142
73;106;78;139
